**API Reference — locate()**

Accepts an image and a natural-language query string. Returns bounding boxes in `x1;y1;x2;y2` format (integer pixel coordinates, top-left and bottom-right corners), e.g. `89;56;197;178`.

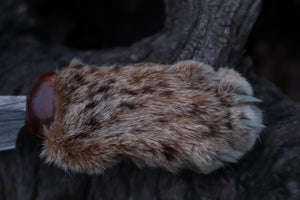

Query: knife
0;60;267;175
0;72;55;150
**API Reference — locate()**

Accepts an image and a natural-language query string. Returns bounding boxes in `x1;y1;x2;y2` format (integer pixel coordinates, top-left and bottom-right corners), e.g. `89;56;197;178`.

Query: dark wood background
0;0;299;199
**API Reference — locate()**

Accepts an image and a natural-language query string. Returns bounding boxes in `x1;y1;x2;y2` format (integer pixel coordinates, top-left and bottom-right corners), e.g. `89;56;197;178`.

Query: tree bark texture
0;0;299;199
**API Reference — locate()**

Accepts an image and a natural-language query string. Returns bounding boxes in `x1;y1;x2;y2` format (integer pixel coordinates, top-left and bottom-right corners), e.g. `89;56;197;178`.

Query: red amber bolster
25;73;56;138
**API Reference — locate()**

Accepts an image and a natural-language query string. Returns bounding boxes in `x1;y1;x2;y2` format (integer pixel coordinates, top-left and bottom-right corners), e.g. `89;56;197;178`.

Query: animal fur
41;60;263;174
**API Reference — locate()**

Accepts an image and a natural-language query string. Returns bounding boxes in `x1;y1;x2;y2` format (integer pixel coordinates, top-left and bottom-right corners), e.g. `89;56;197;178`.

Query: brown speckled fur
41;60;263;174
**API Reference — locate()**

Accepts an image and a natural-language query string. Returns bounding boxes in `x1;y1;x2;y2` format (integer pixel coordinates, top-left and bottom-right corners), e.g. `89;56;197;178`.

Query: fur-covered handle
40;60;264;174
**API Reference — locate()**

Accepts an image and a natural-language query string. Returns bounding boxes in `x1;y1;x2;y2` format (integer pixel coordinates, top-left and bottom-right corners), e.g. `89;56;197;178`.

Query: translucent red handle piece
25;73;56;138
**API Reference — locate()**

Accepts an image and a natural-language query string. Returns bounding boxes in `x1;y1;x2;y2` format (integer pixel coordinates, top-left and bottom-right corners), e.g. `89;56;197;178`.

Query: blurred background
0;0;299;101
246;0;300;102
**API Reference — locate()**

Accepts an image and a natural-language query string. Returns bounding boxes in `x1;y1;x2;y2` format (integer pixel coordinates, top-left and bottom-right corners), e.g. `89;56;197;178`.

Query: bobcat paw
40;60;265;174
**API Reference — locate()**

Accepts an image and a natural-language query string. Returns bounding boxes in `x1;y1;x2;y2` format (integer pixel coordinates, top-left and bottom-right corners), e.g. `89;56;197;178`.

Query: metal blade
0;96;26;151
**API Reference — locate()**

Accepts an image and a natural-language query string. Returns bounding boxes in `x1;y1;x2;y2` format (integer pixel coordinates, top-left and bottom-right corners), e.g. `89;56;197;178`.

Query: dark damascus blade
0;96;26;151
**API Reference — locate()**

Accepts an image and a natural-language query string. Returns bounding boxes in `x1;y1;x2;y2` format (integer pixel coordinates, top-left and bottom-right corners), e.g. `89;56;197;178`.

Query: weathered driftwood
0;0;299;199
